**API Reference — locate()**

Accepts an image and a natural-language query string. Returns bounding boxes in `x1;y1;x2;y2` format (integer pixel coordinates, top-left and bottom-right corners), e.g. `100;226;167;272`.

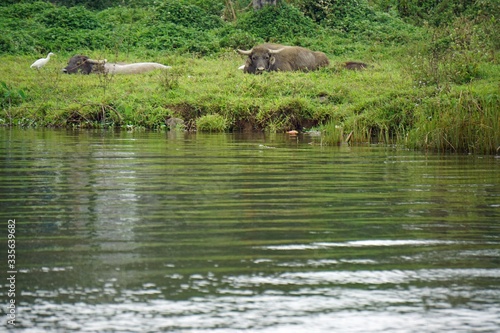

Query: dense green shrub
1;82;26;109
97;6;150;26
0;18;50;53
292;0;418;43
407;90;500;154
137;23;220;55
217;27;260;50
196;114;228;132
55;0;116;10
297;0;373;25
153;0;223;30
0;1;56;19
406;18;489;87
0;1;106;53
38;5;100;29
35;28;114;52
188;0;225;16
236;3;318;41
0;1;227;55
371;0;498;28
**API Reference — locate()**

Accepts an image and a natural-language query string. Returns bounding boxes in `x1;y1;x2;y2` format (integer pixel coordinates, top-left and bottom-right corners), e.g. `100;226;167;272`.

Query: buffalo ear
270;56;276;65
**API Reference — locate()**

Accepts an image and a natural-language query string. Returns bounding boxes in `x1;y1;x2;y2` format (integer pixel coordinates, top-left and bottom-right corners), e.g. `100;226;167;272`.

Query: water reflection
0;128;499;332
15;267;500;332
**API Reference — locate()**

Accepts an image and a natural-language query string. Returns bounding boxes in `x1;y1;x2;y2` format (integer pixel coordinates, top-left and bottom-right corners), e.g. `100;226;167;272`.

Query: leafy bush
36;27;114;52
292;0;418;43
0;1;107;53
0;1;55;20
236;3;318;41
406;18;487;87
217;27;260;50
97;6;151;26
1;82;26;109
0;1;228;55
297;0;373;24
138;23;220;55
0;18;46;53
48;0;122;11
374;0;478;26
196;114;228;132
408;90;500;154
38;5;100;30
153;0;223;30
189;0;225;16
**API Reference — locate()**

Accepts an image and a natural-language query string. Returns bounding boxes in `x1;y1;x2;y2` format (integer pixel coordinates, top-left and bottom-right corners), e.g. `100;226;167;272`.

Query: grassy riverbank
0;1;499;154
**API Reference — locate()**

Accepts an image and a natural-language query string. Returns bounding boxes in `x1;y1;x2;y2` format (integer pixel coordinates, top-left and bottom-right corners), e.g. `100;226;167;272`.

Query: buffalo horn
87;58;107;64
237;49;252;55
269;48;285;54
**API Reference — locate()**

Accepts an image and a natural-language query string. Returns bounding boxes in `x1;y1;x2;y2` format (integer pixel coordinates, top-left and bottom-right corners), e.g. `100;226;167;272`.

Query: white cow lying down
62;55;171;74
102;61;171;74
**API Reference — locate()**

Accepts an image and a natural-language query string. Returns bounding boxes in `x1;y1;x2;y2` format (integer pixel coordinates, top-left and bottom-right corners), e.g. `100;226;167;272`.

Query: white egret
30;52;55;70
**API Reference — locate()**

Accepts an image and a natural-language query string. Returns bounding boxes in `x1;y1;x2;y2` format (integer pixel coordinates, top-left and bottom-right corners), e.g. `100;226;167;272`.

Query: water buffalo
237;43;329;74
344;61;369;70
62;55;171;74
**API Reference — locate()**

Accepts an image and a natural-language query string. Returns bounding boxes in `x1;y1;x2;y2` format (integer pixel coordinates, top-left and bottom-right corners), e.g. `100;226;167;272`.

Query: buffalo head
237;45;285;74
62;55;106;74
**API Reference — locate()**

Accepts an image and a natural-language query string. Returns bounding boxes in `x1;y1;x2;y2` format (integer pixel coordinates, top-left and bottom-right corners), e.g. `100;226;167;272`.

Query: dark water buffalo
237;43;329;74
62;55;171;74
344;61;369;70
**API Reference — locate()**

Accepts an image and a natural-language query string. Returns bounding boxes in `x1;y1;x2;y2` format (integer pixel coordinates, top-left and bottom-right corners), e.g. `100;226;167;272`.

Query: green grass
1;0;498;153
0;46;498;154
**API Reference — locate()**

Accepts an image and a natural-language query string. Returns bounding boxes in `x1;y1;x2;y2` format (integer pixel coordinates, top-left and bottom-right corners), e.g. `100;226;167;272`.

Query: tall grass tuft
405;18;487;89
322;121;345;145
406;90;500;154
196;114;229;132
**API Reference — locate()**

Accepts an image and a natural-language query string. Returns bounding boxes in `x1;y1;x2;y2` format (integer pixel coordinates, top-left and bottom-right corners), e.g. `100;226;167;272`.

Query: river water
1;128;499;332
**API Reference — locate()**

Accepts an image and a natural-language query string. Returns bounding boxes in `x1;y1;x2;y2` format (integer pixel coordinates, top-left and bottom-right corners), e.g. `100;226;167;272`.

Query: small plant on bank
406;19;486;89
0;82;26;126
196;114;228;132
407;90;500;154
321;121;345;145
159;67;182;91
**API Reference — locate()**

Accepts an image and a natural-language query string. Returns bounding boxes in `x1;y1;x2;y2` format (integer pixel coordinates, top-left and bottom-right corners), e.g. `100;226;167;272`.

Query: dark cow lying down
62;55;171;74
344;61;369;70
237;43;329;74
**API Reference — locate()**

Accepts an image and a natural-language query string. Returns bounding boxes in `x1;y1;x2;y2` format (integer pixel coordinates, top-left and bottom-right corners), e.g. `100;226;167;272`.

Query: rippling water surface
1;129;499;332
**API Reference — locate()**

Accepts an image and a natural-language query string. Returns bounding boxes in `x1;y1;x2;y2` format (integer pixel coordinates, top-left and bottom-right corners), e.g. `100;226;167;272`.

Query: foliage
1;82;26;109
135;23;219;55
0;81;26;126
0;0;420;54
296;0;373;24
406;18;489;88
293;0;419;43
0;1;498;154
235;3;318;41
218;28;260;51
0;1;55;18
407;90;500;154
196;114;229;132
0;0;147;10
153;0;224;31
183;0;226;16
0;1;224;55
159;66;182;91
38;5;100;29
370;0;481;26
